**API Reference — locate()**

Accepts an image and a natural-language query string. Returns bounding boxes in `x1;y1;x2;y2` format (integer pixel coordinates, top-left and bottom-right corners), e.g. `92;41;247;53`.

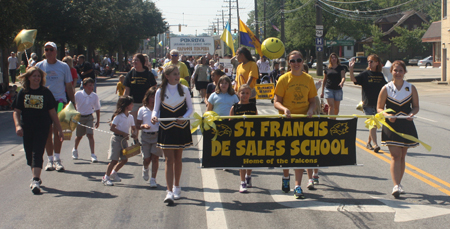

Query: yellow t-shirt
234;61;259;93
116;82;125;96
274;72;317;114
164;61;190;78
179;78;189;87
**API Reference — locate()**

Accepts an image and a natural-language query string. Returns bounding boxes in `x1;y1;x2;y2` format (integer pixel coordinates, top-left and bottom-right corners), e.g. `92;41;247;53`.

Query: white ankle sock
48;156;54;161
283;176;289;179
54;154;60;160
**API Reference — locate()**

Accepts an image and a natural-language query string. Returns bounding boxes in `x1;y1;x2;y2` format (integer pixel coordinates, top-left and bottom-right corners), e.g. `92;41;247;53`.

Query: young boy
72;78;101;162
115;75;125;96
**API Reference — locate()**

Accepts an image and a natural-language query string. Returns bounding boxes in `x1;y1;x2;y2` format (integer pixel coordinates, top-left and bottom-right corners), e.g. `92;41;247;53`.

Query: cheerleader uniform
381;81;419;148
233;102;257;116
153;84;193;149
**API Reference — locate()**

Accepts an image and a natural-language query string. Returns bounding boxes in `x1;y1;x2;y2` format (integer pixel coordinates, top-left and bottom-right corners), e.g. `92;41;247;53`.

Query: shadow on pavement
42;186;118;199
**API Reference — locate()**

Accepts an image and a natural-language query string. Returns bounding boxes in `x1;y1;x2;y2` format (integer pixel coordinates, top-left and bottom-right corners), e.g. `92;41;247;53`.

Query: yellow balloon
261;37;285;59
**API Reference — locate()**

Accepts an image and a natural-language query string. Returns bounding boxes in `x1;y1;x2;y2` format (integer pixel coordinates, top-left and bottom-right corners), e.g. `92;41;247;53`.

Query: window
346;46;351;50
444;0;447;18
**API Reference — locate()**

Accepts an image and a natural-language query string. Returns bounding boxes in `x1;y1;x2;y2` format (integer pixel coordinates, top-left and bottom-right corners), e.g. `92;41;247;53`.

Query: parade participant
36;41;75;172
191;56;211;103
268;61;280;84
209;59;217;71
321;53;346;118
102;96;137;186
8;52;19;84
206;69;225;104
137;87;162;188
349;54;387;153
377;60;419;198
164;49;190;82
151;65;193;205
207;75;239;116
19;61;26;75
62;56;78;91
234;47;259;103
230;84;257;193
124;53;157;126
28;53;37;67
76;55;96;91
115;75;126;96
257;56;270;83
274;50;317;199
13;67;63;194
72;78;101;163
143;54;159;78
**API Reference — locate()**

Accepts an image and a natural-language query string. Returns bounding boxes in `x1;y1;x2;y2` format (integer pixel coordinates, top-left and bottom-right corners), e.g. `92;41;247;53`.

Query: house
422;21;441;68
440;0;450;83
359;10;430;62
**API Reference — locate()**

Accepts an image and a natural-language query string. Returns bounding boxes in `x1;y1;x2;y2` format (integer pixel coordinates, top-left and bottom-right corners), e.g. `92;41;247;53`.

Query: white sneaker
45;160;55;171
149;178;157;188
307;179;315;190
30;180;41;194
91;154;98;163
142;168;149;181
110;172;121;182
173;186;181;200
54;160;65;172
399;184;406;194
392;185;400;198
72;148;78;159
102;176;114;186
164;191;174;205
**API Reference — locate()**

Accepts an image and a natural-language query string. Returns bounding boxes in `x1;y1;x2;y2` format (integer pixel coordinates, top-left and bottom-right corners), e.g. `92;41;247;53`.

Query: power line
322;0;372;4
319;0;416;14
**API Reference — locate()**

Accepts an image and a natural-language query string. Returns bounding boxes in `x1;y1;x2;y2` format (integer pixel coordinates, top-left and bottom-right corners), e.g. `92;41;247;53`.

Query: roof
422;21;441;42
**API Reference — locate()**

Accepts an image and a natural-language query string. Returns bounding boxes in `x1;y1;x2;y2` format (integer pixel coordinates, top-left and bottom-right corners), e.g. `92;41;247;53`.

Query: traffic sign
316;25;324;30
317;46;323;52
315;37;324;46
316;30;323;37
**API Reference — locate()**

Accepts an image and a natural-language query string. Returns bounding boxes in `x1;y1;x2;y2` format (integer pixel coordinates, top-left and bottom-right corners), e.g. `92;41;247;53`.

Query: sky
153;0;252;36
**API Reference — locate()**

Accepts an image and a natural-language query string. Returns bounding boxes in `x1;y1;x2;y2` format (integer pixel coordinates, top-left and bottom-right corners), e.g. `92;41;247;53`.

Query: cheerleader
151;65;193;205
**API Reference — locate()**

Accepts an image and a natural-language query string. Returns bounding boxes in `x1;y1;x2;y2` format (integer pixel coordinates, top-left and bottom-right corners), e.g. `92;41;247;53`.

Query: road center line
416;116;438;123
355;138;450;196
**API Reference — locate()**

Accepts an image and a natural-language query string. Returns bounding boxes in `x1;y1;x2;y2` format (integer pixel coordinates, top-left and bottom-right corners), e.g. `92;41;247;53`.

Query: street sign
315;37;324;46
316;25;324;30
317;46;323;52
316;30;323;37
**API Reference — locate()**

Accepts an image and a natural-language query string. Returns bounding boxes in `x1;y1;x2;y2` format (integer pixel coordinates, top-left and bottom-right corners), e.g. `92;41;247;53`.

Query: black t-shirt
123;69;157;103
354;70;387;107
13;86;56;128
233;103;257;115
77;61;95;80
324;65;345;90
206;83;216;95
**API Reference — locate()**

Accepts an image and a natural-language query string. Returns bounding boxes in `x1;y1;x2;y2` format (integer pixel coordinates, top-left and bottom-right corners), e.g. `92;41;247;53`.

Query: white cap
44;41;57;49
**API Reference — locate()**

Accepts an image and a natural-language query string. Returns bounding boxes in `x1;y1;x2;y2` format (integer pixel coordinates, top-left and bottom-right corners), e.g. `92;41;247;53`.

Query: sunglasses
171;54;178;57
45;48;54;52
289;58;303;63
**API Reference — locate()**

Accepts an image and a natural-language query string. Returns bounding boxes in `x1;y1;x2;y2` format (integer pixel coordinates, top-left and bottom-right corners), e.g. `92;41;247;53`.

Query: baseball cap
44;41;57;49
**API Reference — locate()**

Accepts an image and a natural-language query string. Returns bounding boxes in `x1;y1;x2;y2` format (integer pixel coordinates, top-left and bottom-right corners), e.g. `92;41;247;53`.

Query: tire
426;63;431;67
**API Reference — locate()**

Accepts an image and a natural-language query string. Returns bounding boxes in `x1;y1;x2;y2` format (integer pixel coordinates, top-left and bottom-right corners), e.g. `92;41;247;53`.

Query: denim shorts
324;88;343;101
363;106;377;115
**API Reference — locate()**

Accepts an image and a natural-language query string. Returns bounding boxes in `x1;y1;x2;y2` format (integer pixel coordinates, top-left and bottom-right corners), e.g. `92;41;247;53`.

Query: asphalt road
1;76;450;228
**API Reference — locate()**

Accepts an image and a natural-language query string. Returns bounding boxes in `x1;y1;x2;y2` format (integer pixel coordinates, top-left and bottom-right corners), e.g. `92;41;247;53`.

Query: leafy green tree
363;25;391;56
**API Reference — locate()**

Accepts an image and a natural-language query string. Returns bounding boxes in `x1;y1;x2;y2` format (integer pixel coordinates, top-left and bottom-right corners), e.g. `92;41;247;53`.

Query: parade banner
255;84;275;100
202;118;358;168
170;37;215;55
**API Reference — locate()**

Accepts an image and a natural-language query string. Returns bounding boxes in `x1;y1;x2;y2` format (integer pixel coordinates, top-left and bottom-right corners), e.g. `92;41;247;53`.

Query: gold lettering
282;121;292;136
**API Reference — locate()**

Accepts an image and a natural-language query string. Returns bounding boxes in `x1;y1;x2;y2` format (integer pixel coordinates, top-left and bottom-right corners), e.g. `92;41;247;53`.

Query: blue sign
315;37;324;46
317;46;323;52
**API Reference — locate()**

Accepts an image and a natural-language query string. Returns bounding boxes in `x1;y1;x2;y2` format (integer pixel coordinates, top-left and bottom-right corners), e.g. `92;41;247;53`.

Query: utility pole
280;0;285;48
264;0;266;40
315;0;324;76
237;0;240;47
255;0;259;41
222;10;225;29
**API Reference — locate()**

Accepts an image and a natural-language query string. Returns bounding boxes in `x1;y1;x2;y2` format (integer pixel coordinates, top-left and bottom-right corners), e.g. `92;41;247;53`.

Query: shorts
324;88;343;101
140;131;163;158
108;135;128;161
195;81;209;90
131;103;142;113
76;115;94;137
363;106;377;115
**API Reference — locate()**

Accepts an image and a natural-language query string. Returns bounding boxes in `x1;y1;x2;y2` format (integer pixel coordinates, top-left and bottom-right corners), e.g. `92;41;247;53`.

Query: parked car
349;56;369;72
408;56;422;66
312;58;349;72
417;56;433;67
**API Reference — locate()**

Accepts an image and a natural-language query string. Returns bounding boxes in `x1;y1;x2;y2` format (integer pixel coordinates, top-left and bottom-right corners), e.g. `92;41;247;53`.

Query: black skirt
381;119;419;148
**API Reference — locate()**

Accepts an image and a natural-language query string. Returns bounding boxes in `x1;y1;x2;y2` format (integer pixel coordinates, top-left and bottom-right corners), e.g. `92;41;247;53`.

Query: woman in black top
321;53;346;118
349;54;387;152
13;67;63;194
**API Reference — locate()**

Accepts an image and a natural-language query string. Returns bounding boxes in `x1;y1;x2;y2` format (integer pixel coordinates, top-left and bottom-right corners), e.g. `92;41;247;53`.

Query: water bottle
57;99;64;113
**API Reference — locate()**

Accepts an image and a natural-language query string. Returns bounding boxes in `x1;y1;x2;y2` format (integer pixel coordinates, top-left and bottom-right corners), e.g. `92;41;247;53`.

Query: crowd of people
9;42;420;203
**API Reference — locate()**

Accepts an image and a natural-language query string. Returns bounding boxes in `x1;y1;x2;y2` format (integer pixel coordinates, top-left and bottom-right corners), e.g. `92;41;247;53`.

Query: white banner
170;37;215;56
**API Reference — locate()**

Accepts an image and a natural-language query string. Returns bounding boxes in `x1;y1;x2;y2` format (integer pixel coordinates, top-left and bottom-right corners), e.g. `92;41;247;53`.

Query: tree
363;25;391;56
390;24;430;56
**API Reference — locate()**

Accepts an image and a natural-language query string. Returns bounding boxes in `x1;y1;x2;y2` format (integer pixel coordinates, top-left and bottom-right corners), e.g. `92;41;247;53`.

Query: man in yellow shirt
163;49;190;82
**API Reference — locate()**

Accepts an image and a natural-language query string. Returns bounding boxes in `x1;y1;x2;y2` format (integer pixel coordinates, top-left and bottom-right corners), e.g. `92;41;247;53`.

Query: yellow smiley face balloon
262;37;285;59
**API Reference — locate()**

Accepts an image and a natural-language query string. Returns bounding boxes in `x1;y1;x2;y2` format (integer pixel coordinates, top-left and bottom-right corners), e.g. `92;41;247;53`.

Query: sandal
374;145;380;153
366;142;374;150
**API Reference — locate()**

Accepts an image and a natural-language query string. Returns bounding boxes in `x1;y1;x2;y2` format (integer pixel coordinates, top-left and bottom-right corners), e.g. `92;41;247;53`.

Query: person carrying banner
234;47;259;104
274;50;317;199
230;84;258;193
151;65;193;206
349;54;387;153
377;60;419;198
207;76;239;116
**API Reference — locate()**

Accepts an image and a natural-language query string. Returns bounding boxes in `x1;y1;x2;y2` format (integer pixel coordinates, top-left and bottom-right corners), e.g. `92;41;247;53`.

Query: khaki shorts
140;131;163;158
108;135;128;161
76;115;94;137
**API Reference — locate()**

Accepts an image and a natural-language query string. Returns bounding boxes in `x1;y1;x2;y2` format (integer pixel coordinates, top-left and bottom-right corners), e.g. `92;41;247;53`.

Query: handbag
121;138;141;158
